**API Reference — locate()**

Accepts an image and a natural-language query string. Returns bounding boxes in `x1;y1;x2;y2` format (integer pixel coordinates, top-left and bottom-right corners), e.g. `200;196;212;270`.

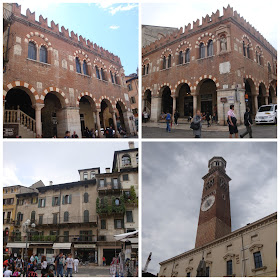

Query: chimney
128;141;134;149
49;181;53;186
106;168;110;173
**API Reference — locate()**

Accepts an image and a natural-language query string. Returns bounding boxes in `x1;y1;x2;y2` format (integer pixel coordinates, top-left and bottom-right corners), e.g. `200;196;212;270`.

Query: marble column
112;111;120;137
265;96;269;105
95;109;103;138
172;96;176;121
192;95;198;117
33;103;44;137
253;95;258;115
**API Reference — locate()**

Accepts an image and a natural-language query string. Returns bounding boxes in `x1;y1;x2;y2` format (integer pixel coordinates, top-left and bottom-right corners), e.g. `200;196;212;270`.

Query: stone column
95;109;103;138
265;96;269;105
33;103;44;137
172;95;176;121
112;111;120;137
253;95;258;115
192;95;198;117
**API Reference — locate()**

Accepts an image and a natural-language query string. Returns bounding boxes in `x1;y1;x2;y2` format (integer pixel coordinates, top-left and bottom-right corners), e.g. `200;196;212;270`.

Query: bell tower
195;157;232;248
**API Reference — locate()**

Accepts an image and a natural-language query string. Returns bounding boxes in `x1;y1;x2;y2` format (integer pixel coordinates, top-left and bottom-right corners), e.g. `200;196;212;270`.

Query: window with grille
185;49;190;63
39;46;47;63
76;57;81;73
199;43;205;59
253;251;263;269
28;41;37;60
83;61;88;75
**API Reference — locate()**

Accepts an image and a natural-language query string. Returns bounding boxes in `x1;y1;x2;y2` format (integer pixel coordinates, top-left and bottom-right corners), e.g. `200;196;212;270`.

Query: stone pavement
142;122;277;138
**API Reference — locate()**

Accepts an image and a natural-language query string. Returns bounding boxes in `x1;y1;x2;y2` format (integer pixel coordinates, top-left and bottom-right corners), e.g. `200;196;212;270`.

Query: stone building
158;157;277;277
3;3;136;138
126;74;139;117
5;142;138;265
142;6;277;125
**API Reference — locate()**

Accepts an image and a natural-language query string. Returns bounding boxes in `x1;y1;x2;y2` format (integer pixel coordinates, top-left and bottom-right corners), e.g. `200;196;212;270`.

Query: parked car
255;104;277;124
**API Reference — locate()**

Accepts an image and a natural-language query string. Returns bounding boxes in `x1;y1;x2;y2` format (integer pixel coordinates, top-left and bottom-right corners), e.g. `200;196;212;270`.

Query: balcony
98;182;122;194
3;218;14;225
15;215;98;229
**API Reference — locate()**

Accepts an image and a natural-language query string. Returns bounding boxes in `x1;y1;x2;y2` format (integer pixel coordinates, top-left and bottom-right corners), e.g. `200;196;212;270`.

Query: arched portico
245;78;258;115
258;83;266;108
175;83;192;118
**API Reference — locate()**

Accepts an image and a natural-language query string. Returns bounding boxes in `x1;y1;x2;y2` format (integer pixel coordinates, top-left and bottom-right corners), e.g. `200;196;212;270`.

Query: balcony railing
98;182;122;192
3;219;14;224
8;234;97;243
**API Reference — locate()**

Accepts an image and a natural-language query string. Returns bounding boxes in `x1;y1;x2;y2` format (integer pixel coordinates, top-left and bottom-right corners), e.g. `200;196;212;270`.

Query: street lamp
22;219;36;266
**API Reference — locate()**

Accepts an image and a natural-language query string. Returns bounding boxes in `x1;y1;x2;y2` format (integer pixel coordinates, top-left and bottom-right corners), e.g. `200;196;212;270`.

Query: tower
195;157;231;248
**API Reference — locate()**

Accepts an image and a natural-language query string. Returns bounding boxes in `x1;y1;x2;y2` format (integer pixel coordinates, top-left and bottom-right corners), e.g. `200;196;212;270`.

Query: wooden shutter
114;219;117;229
121;219;124;228
62;195;65;205
69;194;72;204
52;197;55;206
38;199;41;208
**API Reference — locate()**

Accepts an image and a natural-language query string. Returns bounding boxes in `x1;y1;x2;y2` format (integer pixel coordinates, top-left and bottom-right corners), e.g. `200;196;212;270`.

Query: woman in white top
41;256;48;277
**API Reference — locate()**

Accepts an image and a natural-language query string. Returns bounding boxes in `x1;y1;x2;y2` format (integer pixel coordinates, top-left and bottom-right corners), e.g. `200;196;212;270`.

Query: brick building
157;157;277;277
142;6;277;125
4;143;138;265
126;73;139;117
3;3;136;138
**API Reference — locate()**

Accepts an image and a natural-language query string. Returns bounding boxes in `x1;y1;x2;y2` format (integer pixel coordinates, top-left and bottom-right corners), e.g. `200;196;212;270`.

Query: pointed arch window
185;49;190;63
243;41;246;57
114;73;118;84
28;41;37;60
95;66;100;79
146;64;149;74
76;57;81;73
39;45;47;63
110;71;115;83
83;60;88;75
163;56;166;69
207;40;213;57
143;65;146;76
168;54;171;68
268;62;272;73
247;45;250;59
178;51;183;65
100;68;105;80
199;43;205;59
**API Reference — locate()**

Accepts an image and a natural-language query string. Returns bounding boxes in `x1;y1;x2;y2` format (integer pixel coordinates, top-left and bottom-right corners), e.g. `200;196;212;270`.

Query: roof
126;75;138;83
37;179;97;191
112;148;138;171
159;212;277;265
78;167;101;173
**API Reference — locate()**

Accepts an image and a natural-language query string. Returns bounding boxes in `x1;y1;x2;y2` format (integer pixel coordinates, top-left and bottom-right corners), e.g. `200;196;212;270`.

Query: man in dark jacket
240;107;253;138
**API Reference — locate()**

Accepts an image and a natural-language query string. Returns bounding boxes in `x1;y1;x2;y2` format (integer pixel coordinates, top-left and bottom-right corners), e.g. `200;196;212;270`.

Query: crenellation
87;39;93;49
26;8;35;22
79;35;86;45
38;15;48;28
193;19;200;29
13;3;21;15
51;20;59;33
70;31;78;42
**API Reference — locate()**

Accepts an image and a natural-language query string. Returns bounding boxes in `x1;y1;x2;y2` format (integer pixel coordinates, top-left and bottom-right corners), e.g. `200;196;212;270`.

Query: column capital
96;108;101;113
32;103;45;110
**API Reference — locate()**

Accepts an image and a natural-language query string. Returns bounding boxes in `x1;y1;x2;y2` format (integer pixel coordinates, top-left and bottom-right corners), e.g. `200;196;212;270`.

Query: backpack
166;114;171;121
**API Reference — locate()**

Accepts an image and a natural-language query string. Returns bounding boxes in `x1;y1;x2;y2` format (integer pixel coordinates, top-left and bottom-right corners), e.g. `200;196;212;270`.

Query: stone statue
220;36;227;51
196;257;206;277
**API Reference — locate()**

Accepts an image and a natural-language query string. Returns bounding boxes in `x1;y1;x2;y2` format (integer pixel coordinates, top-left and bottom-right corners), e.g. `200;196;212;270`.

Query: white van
255;104;277;124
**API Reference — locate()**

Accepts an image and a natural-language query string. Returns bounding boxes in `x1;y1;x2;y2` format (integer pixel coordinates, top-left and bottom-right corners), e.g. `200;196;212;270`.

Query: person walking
3;266;13;277
143;110;149;123
166;111;171;133
102;256;106;266
56;252;64;277
64;131;71;138
174;110;179;125
206;112;211;127
240;107;253;138
65;254;74;277
41;256;48;277
192;110;202;138
227;104;238;138
73;257;79;274
15;255;24;275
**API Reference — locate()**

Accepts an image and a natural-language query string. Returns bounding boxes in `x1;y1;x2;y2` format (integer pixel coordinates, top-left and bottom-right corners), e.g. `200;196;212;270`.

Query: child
73;257;79;273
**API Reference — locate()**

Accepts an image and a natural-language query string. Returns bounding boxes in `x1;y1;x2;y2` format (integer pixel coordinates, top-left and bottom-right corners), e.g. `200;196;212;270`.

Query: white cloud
3;164;21;187
109;25;120;30
97;3;138;15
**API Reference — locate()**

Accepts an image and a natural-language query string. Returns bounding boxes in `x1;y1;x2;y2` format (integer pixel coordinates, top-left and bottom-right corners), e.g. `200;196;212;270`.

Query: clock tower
195;157;232;248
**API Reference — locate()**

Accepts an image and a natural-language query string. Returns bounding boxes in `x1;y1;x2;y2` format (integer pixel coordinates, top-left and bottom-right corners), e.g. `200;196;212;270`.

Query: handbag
190;122;200;130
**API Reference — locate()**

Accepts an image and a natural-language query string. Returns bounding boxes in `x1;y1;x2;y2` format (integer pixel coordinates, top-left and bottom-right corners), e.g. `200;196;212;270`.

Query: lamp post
22;219;36;265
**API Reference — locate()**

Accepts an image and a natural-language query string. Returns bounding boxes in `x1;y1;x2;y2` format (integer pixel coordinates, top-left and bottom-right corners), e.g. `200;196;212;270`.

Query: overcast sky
142;0;277;49
3;141;137;187
142;142;277;274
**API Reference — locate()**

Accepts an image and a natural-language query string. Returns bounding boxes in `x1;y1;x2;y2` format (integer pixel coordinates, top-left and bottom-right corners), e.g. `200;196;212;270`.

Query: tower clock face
201;195;215;212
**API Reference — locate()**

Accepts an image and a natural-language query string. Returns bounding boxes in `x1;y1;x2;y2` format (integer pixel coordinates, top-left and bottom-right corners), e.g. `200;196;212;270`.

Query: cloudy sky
142;0;277;49
142;142;277;274
3;141;137;187
17;1;139;74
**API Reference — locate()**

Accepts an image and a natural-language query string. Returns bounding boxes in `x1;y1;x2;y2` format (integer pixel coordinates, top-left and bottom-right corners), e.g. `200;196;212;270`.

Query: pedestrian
8;254;15;273
240;107;253;138
174;110;179;125
65;254;74;277
103;256;106;266
48;269;55;277
71;131;79;138
64;131;71;138
55;252;64;277
3;266;13;277
166;111;171;132
192;110;202;138
30;254;35;263
206;112;211;127
14;255;24;275
41;256;48;277
73;257;79;273
143;110;149;123
227;104;238;138
12;267;21;277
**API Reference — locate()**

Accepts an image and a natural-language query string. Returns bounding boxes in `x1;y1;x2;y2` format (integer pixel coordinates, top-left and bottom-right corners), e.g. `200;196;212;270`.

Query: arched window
31;211;35;223
256;51;259;64
122;154;131;166
243;41;246;57
199;43;205;59
83;60;88;75
76;57;81;73
207;40;213;57
247;45;250;59
168;54;171;68
28;41;37;60
39;45;47;63
146;64;149;74
143;65;146;76
136;153;138;164
110;71;115;83
178;51;183;65
64;211;69;222
100;68;105;80
115;198;120;206
163;56;166;70
185;49;190;63
84;210;89;222
114;73;118;84
95;66;100;79
84;192;89;203
268;62;271;73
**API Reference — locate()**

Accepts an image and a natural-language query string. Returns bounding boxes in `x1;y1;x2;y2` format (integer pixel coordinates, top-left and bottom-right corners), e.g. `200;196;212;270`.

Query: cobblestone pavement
142;122;277;138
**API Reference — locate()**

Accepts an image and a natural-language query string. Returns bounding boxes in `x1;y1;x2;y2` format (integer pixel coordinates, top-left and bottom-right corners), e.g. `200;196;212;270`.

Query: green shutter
52;197;55;206
114;220;117;229
38;199;41;208
117;177;121;188
62;195;65;205
58;196;61;206
97;179;100;188
44;198;46;207
121;219;124;228
104;178;107;186
69;194;72;204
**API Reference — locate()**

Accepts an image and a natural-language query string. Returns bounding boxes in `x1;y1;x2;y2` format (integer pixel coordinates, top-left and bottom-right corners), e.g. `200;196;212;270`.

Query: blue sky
3;141;137;187
18;2;139;74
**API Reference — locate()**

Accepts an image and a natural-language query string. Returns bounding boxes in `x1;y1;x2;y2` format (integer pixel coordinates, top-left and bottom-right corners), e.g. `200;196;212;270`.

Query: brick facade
3;3;136;138
142;6;277;125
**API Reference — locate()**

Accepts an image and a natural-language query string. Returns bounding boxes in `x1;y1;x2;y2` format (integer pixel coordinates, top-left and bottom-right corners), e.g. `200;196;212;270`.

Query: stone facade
142;6;277;125
5;143;138;265
126;74;139;118
3;3;136;138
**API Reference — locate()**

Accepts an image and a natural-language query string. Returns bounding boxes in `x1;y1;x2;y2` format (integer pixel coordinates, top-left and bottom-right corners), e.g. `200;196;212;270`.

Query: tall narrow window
226;260;233;276
179;51;183;64
84;192;89;203
256;51;259;64
28;41;37;60
243;41;246;57
64;211;69;222
268;63;272;73
185;49;190;63
146;64;149;74
76;57;81;73
247;45;250;59
199;43;205;59
100;68;105;80
83;61;88;75
31;211;35;223
163;56;166;69
207;40;213;57
253;251;263;269
110;71;115;83
84;210;89;222
39;46;47;63
168;54;171;68
114;73;118;84
95;66;100;79
143;65;146;76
